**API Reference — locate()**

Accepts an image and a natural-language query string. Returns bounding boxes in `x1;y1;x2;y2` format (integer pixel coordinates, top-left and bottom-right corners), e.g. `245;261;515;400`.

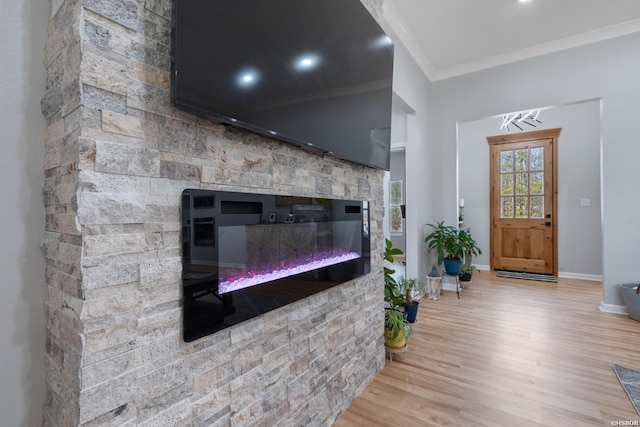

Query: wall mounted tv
171;0;394;170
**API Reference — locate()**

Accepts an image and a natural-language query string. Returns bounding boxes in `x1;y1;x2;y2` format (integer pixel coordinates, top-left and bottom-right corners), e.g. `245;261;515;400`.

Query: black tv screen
171;0;394;170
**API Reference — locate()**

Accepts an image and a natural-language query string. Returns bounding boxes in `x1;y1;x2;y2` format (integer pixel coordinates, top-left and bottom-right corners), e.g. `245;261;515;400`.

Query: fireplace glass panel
181;189;370;342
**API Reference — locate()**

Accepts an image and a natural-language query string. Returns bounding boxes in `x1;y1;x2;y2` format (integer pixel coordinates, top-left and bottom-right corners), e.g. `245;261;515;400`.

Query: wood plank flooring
334;271;640;426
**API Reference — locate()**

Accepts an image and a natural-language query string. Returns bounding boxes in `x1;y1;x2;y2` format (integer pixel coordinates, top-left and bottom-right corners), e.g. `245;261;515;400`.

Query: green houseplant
396;276;427;323
424;221;482;275
383;239;412;347
459;264;478;282
384;308;412;348
383;238;406;309
383;238;403;294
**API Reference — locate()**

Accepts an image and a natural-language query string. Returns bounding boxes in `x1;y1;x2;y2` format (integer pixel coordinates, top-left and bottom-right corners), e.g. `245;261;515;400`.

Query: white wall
0;1;48;425
458;100;602;278
385;33;433;282
427;33;640;309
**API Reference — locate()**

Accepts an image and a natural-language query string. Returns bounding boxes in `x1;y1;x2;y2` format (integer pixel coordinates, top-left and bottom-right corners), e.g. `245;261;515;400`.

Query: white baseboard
558;272;602;281
599;300;628;315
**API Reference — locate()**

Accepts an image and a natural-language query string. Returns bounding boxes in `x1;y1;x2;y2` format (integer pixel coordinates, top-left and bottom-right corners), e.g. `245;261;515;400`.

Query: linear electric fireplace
181;189;371;341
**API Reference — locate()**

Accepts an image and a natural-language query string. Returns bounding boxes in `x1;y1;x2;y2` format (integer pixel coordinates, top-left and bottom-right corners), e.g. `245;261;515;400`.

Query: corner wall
40;1;385;425
384;33;433;281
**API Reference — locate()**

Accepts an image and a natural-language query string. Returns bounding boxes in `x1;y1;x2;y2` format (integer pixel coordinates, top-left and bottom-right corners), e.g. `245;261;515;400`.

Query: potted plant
384;308;412;348
383;238;403;293
396;276;427;323
424;221;482;275
382;239;413;348
459;264;477;282
383;238;407;310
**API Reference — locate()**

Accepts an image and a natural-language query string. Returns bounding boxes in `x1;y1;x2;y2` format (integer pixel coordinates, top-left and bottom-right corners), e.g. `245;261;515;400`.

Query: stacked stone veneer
40;0;386;426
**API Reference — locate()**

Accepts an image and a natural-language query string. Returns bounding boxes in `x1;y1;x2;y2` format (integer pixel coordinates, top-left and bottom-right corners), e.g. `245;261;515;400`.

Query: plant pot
384;328;406;348
620;283;640;321
404;302;419;323
443;258;463;275
459;273;472;282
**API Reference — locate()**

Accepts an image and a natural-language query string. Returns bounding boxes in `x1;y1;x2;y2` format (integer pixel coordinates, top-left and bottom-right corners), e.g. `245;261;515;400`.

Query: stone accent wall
41;0;386;426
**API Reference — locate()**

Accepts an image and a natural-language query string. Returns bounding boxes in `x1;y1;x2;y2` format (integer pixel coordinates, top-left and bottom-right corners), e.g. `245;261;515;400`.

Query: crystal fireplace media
181;190;371;342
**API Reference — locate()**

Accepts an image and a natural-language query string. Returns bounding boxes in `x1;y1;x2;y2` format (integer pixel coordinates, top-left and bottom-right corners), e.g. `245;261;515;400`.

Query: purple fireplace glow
181;190;371;341
218;249;360;294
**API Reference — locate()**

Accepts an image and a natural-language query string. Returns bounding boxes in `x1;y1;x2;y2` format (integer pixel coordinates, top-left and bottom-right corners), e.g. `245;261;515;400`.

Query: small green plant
383;238;405;309
458;228;482;259
384;308;412;343
396;276;427;306
424;221;482;264
460;264;477;275
382;239;413;347
383;238;403;284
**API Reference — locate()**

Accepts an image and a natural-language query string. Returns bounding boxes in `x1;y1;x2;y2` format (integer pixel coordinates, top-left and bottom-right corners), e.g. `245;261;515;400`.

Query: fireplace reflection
181;190;370;342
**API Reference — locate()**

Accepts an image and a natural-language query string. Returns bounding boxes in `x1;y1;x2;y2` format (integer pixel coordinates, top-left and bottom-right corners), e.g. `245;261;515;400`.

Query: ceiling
383;0;640;81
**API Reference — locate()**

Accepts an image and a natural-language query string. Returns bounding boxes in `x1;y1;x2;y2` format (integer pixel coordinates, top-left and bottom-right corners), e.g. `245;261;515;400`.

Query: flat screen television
171;0;394;170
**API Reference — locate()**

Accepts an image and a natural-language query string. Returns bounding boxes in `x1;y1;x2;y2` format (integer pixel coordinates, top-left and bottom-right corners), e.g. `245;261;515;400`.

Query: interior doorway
389;148;406;255
457;100;602;279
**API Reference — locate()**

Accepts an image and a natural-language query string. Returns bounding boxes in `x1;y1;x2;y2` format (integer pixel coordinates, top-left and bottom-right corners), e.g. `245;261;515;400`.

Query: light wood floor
334;271;640;426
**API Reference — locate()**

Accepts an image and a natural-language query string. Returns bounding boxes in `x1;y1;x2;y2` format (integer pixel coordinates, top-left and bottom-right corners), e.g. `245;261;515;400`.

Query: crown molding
382;0;436;81
383;6;640;83
433;18;640;81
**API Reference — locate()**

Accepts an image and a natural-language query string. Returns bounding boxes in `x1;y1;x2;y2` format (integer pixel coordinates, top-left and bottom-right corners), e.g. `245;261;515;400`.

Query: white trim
558;272;602;282
390;142;407;152
599;301;628;316
384;8;640;82
432;19;640;81
382;1;436;80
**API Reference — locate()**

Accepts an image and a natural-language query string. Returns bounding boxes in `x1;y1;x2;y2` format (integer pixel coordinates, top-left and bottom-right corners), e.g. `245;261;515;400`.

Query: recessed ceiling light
294;54;320;71
236;70;260;88
375;35;393;48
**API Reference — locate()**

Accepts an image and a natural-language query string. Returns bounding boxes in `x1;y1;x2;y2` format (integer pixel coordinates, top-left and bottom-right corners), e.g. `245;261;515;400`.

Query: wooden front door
487;128;560;276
